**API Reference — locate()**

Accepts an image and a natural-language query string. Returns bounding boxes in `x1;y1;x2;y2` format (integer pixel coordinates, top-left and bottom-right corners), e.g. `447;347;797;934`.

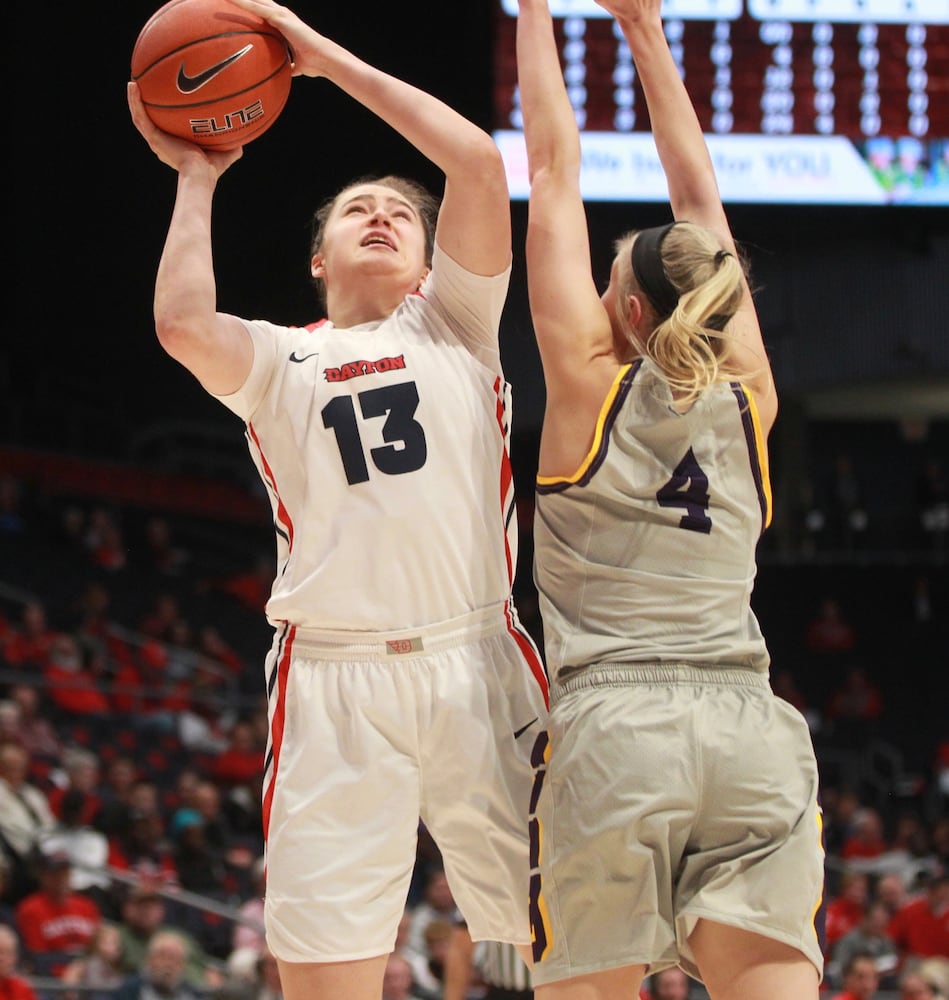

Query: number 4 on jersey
656;447;712;534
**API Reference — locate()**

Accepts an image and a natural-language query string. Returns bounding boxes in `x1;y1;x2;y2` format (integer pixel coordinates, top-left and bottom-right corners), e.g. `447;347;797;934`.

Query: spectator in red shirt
14;849;100;976
3;602;58;668
0;924;38;1000
805;597;857;656
42;634;111;720
842;808;889;864
211;720;263;789
827;870;872;956
889;871;949;963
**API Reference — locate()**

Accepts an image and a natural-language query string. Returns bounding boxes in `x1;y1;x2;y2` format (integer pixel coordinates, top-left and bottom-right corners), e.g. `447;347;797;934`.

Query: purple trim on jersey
536;360;641;496
730;382;769;534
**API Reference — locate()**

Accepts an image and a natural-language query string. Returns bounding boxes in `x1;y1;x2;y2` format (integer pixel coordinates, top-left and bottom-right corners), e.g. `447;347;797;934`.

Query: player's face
314;183;429;293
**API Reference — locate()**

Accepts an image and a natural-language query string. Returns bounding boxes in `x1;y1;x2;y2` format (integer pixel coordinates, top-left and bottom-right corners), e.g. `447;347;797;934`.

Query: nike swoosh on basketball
513;717;539;740
177;44;254;94
289;351;319;363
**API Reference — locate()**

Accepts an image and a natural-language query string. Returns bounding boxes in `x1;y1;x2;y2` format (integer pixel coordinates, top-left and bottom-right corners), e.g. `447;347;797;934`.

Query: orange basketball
131;0;292;150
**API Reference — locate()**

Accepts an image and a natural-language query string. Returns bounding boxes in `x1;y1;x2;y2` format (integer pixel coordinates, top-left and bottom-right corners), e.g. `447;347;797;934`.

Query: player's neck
326;285;407;329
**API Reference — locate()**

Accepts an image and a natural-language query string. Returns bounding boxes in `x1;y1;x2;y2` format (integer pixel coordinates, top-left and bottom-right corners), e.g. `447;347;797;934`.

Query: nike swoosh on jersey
177;44;254;94
289;351;319;364
513;717;539;740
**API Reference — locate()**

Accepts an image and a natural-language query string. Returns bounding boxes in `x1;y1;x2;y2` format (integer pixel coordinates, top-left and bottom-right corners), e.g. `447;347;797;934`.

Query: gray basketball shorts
528;665;825;986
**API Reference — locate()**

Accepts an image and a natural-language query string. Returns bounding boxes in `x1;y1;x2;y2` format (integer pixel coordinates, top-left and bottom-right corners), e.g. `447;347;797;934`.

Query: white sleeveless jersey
534;359;773;687
213;245;520;632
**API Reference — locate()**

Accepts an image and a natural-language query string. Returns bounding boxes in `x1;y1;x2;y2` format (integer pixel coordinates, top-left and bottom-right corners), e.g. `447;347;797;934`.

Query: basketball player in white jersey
127;2;548;998
515;0;824;998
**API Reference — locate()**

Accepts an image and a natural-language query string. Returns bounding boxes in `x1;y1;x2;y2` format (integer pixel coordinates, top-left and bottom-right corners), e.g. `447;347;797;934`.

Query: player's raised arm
127;83;254;397
228;0;510;277
516;0;621;417
599;0;776;421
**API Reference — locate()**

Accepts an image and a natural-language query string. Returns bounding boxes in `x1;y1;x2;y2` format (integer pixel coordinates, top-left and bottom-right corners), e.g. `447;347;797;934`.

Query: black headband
630;222;679;320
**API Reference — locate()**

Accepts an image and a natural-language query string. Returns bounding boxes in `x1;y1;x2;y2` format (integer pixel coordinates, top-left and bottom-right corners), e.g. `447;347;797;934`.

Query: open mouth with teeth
361;234;397;251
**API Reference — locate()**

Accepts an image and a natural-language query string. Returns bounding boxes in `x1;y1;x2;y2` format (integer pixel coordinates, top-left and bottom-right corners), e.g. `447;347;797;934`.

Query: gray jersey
534;359;772;690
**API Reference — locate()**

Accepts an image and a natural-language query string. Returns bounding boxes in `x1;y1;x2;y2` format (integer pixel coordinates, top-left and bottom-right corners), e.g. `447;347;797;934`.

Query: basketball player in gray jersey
516;0;825;998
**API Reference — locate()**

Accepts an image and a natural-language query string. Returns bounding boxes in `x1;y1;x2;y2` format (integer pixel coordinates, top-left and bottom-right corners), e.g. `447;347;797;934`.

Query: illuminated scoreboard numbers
748;0;949;23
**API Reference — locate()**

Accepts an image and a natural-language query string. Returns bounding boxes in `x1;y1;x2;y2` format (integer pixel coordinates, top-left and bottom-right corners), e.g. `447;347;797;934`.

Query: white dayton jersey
213;245;520;632
534;358;773;689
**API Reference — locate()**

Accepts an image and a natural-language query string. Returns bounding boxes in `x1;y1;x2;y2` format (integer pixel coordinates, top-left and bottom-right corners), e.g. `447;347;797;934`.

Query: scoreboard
493;0;949;204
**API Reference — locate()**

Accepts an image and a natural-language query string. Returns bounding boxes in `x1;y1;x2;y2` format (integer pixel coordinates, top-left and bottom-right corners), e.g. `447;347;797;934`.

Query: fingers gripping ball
131;0;292;150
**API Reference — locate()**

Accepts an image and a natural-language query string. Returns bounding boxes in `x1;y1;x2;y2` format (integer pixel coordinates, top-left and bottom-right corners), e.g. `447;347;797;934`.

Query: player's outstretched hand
127;82;243;176
594;0;661;25
225;0;333;78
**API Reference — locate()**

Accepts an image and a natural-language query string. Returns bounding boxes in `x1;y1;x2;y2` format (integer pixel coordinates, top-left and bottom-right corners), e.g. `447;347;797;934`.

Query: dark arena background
3;2;948;998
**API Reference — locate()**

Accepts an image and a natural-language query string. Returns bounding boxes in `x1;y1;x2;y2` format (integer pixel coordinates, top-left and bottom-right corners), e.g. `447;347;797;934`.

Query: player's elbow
154;312;211;365
461;132;508;190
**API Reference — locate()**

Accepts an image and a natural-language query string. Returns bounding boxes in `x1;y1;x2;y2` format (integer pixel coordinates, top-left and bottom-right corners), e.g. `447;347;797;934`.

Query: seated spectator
889;870;949;964
408;918;453;1000
831;950;881;1000
0;743;57;903
878;871;911;921
139;593;185;643
842;807;888;864
113;929;205;1000
115;882;219;992
59;921;126;1000
48;747;102;825
219;944;283;1000
15;848;101;977
0;700;21;743
405;868;458;968
190;779;243;864
170;810;228;899
873;814;942;890
824;787;864;858
211;719;263;791
899;960;946;1000
231;856;266;955
42;633;111;722
40;787;111;910
106;793;178;889
94;755;140;837
3;601;59;668
142;516;191;578
832;900;900;990
84;506;127;573
825;666;885;743
805;596;857;656
382;952;427;1000
0;923;38;1000
8;684;62;761
826;869;872;957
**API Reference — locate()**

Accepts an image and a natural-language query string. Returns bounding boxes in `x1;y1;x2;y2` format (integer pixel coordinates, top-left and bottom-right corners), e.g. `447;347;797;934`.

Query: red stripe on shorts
262;624;295;841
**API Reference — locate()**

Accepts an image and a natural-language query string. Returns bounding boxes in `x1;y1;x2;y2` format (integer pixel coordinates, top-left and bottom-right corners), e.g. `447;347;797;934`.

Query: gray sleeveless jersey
534;359;772;689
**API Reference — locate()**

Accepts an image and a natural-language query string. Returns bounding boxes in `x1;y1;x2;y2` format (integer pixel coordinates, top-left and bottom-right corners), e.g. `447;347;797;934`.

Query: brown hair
309;175;440;307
